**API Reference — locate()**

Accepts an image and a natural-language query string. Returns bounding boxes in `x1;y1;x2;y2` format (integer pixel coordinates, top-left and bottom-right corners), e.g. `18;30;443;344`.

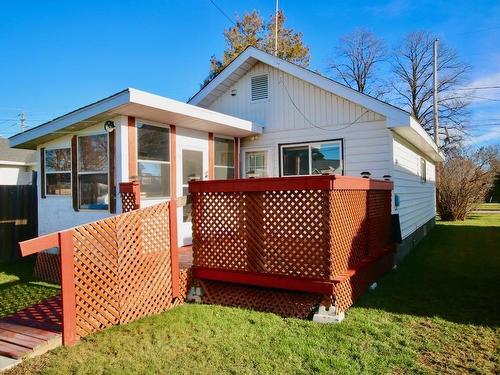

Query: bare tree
330;29;387;97
437;145;499;220
390;31;471;149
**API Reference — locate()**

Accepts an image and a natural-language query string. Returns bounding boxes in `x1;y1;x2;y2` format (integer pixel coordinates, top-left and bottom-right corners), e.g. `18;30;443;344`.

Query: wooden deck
179;245;193;270
0;296;62;360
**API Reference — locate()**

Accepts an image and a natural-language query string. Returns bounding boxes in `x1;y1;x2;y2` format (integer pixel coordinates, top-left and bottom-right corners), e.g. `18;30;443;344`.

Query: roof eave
9;90;131;149
391;117;444;162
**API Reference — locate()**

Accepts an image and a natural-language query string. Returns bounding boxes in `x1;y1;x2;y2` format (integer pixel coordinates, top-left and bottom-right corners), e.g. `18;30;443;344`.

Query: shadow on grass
355;222;500;327
0;260;59;318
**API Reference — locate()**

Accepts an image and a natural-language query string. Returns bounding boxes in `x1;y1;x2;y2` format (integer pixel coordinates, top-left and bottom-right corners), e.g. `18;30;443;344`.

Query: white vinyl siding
208;62;384;130
207;62;392;179
392;134;436;239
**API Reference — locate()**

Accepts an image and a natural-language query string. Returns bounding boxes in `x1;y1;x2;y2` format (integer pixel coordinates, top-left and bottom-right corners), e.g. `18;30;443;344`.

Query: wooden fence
0;174;38;263
190;175;395;314
19;201;179;345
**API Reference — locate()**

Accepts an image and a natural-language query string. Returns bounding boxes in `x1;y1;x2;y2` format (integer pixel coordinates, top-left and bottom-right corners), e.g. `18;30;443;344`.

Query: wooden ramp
0;296;62;361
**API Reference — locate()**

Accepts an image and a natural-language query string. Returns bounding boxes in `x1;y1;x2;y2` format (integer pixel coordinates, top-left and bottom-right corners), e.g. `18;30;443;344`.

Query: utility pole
274;0;279;56
21;111;25;133
433;38;439;147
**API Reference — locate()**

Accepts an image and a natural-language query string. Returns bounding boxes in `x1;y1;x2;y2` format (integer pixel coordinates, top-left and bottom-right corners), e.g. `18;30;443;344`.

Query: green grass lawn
4;214;500;374
0;259;59;318
476;203;500;211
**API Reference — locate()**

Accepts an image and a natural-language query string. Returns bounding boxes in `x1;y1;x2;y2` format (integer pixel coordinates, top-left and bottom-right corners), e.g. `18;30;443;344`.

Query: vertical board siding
206;62;391;179
392;135;436;239
208;62;382;131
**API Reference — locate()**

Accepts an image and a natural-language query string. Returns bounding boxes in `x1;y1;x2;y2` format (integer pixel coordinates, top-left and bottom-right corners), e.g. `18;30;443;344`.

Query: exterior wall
36;116;127;235
206;61;392;179
392;133;436;240
0;164;33;185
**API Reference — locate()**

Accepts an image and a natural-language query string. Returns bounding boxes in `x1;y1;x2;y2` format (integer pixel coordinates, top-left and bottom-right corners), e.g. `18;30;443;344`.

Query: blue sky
0;0;499;146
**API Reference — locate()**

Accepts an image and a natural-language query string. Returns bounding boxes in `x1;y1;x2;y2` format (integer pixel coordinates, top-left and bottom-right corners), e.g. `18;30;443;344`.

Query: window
214;137;235;179
245;151;267;178
137;123;170;198
420;157;427;183
281;140;343;176
251;74;269;101
78;134;109;210
45;148;71;195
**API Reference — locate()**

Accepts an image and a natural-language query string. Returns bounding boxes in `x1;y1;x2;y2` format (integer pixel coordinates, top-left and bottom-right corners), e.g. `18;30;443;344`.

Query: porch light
360;171;371;178
383;175;392;181
104;120;115;133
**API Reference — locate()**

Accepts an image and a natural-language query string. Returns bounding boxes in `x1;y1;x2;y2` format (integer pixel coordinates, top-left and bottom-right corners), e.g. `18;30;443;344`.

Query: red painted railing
18;200;179;345
190;175;395;309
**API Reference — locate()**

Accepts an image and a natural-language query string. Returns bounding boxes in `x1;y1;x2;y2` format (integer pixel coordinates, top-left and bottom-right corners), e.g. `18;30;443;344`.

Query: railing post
59;229;78;346
169;200;179;298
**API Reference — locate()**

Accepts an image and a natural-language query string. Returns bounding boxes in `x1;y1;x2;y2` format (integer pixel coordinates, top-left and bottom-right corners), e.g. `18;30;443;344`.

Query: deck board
0;296;62;360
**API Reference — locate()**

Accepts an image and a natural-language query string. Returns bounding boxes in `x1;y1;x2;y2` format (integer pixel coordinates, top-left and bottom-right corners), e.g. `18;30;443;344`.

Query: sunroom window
281;140;343;176
77;134;109;210
137;124;170;198
45;148;71;195
214;137;235;179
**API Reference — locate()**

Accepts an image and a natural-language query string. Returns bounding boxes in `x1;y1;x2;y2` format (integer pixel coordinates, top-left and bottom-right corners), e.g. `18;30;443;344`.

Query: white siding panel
207;62;391;179
392;134;436;239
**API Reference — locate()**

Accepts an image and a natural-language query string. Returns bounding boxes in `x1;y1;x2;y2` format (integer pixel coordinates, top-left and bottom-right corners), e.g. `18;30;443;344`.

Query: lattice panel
262;190;331;278
193;190;332;279
329;190;368;276
71;202;175;337
192;192;247;271
175;268;192;305
120;192;139;212
333;249;395;312
73;217;120;337
200;280;322;319
33;252;61;284
366;190;392;257
117;202;173;324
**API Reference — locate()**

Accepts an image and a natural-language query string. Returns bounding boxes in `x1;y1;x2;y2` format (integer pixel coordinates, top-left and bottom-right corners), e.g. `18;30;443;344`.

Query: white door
177;143;208;246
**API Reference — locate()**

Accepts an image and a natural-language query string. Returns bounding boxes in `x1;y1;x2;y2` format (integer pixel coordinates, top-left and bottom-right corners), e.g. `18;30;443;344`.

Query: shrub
437;146;499;221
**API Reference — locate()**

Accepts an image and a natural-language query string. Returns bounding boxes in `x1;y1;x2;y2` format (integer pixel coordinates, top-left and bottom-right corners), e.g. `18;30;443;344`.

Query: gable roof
189;46;411;126
0;137;35;165
189;46;443;162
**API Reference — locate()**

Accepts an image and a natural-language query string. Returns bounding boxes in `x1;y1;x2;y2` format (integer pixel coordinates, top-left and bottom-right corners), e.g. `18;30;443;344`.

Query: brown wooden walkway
0;296;62;360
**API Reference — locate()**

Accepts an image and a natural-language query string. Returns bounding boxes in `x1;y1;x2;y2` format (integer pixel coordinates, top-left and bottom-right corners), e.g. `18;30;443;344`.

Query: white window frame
419;157;427;183
213;135;235;180
250;74;270;103
136;120;172;200
279;140;344;177
77;132;110;211
44;147;71;197
243;148;269;178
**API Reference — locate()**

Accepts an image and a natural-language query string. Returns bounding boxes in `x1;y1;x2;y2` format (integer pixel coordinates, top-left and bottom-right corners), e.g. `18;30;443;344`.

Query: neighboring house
0;137;35;185
9;47;443;258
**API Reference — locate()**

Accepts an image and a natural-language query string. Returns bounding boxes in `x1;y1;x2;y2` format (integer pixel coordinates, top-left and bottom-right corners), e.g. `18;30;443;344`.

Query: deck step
0;322;61;363
0;329;46;349
0;339;31;360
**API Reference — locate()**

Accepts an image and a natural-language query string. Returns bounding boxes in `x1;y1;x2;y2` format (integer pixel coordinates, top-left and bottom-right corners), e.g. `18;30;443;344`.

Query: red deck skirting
193;267;336;295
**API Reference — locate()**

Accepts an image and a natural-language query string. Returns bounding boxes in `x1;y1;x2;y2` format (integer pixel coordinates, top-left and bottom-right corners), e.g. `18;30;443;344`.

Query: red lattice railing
19;201;179;345
190;175;395;312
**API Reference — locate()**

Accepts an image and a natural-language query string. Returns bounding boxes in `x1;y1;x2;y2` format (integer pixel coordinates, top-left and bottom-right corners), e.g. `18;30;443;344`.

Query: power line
280;76;371;132
454;85;500;90
207;0;235;25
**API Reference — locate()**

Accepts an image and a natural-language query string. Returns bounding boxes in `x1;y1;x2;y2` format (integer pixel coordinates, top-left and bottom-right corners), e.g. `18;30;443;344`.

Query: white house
9;47;443;259
0;137;35;185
